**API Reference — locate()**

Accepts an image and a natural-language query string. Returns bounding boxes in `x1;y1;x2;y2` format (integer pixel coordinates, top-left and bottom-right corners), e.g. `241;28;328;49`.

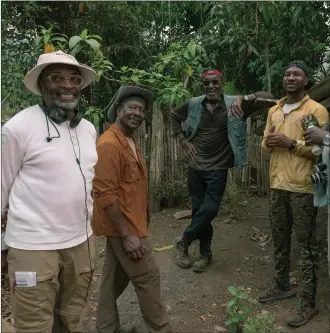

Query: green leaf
131;75;140;83
85;38;100;52
87;34;102;40
52;33;68;38
227;299;237;312
69;36;82;50
239;292;249;300
70;44;83;57
92;114;99;128
292;6;302;26
96;70;103;81
251;46;259;56
80;29;88;39
228;286;238;296
121;66;128;72
238;44;246;53
237;304;249;313
51;37;68;43
188;41;196;58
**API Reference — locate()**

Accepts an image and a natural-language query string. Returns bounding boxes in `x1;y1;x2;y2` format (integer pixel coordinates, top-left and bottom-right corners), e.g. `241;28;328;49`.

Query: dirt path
83;197;330;333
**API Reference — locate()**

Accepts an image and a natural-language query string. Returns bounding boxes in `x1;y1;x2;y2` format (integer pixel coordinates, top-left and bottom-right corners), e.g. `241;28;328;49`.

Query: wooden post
148;104;164;213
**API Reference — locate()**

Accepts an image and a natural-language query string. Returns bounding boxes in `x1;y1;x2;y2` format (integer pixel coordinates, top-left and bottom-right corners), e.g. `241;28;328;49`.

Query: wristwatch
243;95;250;101
323;134;330;147
289;140;297;151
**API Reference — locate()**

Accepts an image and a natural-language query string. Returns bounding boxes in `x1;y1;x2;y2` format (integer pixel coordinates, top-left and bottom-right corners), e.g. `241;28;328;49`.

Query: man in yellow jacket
259;61;329;327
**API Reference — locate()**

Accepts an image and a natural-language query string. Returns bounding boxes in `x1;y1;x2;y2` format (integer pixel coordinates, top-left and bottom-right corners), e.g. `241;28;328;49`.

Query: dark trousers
182;167;228;257
269;189;318;303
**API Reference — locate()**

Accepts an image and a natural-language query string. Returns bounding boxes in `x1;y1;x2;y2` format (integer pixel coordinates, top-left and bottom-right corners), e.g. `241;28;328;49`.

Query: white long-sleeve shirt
1;105;98;250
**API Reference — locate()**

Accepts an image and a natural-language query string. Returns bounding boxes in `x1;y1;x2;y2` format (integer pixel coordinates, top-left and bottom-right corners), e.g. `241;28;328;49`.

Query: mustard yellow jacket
262;95;329;194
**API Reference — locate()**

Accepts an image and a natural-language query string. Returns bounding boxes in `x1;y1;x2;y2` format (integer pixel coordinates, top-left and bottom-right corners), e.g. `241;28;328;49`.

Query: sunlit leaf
80;29;88;39
85;38;100;52
69;36;82;50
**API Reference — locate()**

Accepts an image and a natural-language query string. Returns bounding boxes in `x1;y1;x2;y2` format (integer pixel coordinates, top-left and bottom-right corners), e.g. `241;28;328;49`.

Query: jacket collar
109;124;140;151
276;94;310;107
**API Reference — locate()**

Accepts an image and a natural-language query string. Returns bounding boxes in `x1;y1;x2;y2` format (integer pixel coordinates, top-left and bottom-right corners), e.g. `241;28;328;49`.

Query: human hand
301;114;320;130
266;127;293;149
181;139;196;160
304;126;327;146
228;96;244;118
122;234;147;260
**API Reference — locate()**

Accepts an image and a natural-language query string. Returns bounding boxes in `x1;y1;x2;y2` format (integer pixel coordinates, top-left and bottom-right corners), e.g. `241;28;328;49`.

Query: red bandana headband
202;69;223;79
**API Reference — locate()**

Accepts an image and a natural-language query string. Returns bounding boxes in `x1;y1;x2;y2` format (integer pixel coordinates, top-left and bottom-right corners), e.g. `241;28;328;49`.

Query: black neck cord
45;114;60;141
66;123;93;300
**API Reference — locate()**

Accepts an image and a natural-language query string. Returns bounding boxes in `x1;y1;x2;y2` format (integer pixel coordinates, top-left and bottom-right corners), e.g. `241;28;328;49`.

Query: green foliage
157;164;189;207
38;25;68;48
157;85;191;109
204;2;330;95
84;106;104;129
243;315;275;333
226;286;250;333
225;286;276;333
1;37;41;110
69;29;102;56
2;1;329;115
92;54;113;82
116;65;191;109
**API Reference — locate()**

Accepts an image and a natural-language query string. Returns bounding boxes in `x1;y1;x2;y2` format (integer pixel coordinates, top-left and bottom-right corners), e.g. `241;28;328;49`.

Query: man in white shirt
1;51;97;333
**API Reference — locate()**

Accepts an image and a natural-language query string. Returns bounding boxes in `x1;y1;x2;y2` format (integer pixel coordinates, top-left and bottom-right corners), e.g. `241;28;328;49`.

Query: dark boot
193;243;212;273
285;295;318;327
258;279;297;303
192;255;211;273
174;235;191;269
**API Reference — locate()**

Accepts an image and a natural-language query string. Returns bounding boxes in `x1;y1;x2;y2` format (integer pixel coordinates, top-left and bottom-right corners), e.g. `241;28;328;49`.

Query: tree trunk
148;103;164;213
264;38;272;93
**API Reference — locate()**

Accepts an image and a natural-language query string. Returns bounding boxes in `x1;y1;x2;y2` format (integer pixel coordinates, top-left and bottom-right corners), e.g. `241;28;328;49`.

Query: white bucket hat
23;50;96;95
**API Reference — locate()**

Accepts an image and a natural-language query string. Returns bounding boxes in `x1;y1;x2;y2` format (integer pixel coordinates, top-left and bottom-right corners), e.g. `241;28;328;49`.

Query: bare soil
82;196;329;333
2;196;329;333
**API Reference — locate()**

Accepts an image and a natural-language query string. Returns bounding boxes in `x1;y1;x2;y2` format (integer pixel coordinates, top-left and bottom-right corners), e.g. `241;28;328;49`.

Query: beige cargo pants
96;237;172;333
7;237;95;333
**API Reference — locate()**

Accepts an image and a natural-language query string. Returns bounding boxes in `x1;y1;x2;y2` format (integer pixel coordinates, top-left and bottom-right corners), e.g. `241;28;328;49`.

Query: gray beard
53;99;79;110
41;88;80;111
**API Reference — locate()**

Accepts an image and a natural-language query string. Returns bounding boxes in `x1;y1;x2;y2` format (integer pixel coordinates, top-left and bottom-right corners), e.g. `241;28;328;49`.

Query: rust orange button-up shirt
92;125;148;237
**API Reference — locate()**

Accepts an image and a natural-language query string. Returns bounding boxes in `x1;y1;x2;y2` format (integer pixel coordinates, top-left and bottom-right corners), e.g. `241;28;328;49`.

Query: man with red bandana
170;69;273;272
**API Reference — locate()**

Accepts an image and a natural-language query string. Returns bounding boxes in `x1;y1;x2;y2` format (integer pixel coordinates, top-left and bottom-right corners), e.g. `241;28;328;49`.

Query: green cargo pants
269;189;319;303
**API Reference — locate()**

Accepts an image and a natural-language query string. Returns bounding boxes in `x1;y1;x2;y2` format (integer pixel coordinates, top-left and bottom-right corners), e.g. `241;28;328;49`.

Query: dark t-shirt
190;99;234;170
170;98;234;171
170;92;274;171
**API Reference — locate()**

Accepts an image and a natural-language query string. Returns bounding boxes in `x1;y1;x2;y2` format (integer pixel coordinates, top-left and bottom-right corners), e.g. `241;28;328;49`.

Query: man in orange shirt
92;86;172;333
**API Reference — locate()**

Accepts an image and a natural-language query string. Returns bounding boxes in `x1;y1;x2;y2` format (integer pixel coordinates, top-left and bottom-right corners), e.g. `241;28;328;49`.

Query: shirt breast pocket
123;159;141;183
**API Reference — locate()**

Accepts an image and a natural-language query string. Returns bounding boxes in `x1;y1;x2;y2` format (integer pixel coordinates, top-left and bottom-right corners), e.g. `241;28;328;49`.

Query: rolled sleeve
292;104;329;158
93;141;121;209
292;139;313;158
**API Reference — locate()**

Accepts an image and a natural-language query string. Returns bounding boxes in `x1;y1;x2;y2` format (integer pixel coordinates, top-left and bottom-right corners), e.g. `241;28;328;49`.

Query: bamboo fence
103;115;271;212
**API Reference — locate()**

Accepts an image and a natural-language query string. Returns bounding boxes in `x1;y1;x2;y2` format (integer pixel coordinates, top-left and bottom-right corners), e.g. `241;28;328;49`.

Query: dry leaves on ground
249;227;272;247
153;245;174;252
